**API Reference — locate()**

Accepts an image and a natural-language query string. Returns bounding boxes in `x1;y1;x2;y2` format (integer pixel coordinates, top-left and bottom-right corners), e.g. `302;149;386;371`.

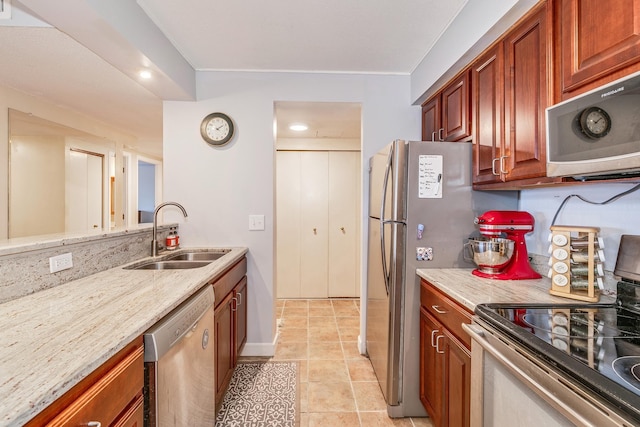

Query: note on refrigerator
418;155;443;198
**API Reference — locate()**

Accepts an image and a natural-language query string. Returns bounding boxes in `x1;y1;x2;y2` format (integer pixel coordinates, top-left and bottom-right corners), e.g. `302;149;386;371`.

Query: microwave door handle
380;147;394;296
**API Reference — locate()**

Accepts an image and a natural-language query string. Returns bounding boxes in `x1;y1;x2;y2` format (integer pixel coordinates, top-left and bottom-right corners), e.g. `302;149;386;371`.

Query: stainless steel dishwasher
144;285;215;427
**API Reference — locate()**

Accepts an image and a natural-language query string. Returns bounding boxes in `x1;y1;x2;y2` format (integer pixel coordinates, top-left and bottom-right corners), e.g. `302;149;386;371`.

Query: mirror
8;109;117;238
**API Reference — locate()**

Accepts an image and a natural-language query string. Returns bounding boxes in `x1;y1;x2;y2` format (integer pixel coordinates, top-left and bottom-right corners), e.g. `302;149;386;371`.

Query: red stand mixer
471;210;541;280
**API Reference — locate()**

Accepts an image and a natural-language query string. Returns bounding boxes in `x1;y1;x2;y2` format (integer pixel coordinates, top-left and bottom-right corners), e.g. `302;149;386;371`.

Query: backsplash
0;225;175;303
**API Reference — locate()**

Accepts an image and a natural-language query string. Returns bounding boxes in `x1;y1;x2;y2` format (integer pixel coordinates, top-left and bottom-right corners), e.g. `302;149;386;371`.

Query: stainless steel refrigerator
366;140;517;417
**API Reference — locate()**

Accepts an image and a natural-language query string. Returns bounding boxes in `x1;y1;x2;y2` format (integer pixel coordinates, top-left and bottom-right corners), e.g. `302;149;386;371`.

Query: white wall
163;71;421;353
410;0;538;104
522;183;640;280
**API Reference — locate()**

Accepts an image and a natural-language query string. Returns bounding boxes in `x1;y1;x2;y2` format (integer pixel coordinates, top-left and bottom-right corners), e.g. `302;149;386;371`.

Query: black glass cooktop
475;300;640;423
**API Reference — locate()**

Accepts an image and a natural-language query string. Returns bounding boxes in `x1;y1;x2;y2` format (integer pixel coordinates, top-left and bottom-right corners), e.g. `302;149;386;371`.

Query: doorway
138;160;156;223
275;101;362;299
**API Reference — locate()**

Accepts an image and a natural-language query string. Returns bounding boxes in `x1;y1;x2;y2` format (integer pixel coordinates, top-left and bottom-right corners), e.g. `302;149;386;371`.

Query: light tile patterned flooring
274;298;434;427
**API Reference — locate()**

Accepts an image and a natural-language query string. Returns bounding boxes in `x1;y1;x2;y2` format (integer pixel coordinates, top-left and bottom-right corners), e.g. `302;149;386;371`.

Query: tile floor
273;298;434;427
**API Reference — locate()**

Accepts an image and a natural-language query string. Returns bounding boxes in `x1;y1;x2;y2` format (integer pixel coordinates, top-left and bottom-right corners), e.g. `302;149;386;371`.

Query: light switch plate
49;252;73;273
249;214;265;231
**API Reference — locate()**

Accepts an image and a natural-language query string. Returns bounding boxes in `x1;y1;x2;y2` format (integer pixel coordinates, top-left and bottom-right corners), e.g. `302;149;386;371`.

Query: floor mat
216;361;299;427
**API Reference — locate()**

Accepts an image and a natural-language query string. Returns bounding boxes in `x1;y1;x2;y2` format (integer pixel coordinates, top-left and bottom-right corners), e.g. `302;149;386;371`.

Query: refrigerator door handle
379;147;394;296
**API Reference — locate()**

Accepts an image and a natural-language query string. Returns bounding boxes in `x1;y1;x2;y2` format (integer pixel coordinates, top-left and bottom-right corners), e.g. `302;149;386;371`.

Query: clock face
579;107;611;139
200;113;234;146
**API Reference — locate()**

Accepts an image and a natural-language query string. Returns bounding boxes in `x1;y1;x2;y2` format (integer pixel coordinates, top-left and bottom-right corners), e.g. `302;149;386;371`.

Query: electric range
474;234;640;423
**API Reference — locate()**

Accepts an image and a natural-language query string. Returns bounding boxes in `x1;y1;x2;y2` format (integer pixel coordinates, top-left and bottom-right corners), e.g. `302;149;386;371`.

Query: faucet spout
152;202;188;257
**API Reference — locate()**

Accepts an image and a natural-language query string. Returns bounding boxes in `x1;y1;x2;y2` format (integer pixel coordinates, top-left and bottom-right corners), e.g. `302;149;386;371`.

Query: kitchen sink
164;251;228;261
123;249;231;270
126;260;212;270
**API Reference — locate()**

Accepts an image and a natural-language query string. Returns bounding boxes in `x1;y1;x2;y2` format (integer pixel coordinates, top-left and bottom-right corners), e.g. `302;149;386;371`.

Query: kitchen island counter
0;247;248;427
416;268;615;312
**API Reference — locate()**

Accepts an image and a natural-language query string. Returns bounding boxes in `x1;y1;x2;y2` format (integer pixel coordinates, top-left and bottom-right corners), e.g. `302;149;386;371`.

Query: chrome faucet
152;202;188;257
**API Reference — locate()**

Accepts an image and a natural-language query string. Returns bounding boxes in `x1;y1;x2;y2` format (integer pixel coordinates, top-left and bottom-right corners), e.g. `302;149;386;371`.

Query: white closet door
328;151;360;297
299;151;329;298
276;151;302;298
276;150;359;299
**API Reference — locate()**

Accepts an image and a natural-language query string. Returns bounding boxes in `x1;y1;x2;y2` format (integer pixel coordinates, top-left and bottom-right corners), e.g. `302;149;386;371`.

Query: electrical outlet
49;253;73;273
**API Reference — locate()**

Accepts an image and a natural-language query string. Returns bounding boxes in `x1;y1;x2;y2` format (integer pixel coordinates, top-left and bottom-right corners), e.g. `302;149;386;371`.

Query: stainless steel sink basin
123;249;231;270
126;260;212;270
165;251;228;261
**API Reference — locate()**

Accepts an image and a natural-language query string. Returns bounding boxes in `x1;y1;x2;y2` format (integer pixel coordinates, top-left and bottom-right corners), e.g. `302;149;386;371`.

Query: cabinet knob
231;297;238;312
313;228;317;234
431;131;437;142
340;227;345;233
438;128;444;141
87;422;102;427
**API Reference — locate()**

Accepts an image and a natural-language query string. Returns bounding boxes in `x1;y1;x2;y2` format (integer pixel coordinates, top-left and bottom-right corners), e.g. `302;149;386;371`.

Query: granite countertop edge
0;247;248;427
416;268;615;312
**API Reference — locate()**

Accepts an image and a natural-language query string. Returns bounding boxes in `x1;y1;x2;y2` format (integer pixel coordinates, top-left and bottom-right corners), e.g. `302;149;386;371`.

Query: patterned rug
215;361;299;427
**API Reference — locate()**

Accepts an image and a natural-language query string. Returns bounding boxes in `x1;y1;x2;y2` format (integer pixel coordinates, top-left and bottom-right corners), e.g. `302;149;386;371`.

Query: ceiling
1;0;469;157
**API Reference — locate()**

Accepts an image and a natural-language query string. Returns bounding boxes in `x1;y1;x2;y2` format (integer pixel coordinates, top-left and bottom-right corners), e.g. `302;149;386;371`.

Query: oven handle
462;323;597;427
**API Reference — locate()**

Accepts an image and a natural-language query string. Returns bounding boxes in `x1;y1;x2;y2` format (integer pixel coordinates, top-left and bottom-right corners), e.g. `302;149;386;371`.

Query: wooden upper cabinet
421;71;471;142
471;1;549;186
442;72;471;141
503;3;550;181
471;44;504;185
421;96;440;142
559;0;640;99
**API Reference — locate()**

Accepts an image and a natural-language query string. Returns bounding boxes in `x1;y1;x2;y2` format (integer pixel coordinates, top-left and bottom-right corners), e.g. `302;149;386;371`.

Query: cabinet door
112;395;144;427
503;3;549;181
442;71;471;142
420;307;444;426
234;277;248;355
443;331;471;427
560;0;640;97
328;151;360;297
421;96;440;141
471;44;504;185
214;292;234;406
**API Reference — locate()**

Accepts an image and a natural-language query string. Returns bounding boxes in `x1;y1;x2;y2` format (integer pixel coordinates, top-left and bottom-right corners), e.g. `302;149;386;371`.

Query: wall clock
578;106;611;140
200;112;235;146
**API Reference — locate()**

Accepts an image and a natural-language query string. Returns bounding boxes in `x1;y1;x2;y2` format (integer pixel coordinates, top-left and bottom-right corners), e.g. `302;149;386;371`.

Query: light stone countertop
416;268;615;312
0;247;248;427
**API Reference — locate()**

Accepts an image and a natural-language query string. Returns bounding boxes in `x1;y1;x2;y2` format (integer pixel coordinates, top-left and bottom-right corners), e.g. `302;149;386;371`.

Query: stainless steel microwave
546;71;640;180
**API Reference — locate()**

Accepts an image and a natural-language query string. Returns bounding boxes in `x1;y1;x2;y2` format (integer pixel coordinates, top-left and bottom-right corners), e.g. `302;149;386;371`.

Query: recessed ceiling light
289;123;308;131
139;70;152;79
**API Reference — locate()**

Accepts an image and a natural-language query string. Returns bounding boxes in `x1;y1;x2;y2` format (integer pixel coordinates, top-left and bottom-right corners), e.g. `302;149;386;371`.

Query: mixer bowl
466;237;515;273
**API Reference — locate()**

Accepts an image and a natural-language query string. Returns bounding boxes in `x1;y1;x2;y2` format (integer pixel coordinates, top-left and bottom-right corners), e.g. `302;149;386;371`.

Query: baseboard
239;330;280;357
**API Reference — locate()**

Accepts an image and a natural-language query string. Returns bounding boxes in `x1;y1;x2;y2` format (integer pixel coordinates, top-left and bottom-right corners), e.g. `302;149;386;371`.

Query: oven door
463;319;634;427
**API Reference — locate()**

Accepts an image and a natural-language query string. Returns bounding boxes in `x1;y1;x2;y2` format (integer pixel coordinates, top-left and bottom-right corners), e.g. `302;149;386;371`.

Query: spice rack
548;226;604;302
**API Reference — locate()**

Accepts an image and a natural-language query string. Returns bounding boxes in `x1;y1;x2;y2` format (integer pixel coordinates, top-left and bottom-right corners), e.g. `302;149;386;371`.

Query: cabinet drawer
420;280;472;349
213;257;247;308
46;344;144;427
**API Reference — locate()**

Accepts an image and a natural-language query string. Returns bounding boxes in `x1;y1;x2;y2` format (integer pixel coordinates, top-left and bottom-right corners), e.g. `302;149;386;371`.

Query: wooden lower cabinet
213;258;248;410
25;338;144;427
420;280;472;427
420;308;445;427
